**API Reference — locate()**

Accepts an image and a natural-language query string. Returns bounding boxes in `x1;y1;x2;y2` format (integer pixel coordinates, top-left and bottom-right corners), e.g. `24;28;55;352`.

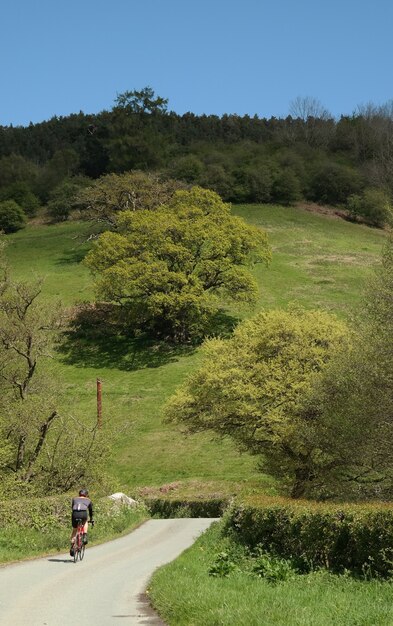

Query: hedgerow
224;496;393;578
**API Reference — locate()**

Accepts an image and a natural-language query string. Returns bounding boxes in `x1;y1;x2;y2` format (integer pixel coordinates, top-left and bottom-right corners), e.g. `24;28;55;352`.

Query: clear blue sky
1;0;392;126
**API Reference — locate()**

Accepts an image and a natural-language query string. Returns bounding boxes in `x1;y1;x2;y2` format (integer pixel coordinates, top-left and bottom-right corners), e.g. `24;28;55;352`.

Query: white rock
108;492;138;506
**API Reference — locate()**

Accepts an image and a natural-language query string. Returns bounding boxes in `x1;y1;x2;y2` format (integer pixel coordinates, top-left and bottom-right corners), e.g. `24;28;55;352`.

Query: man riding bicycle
70;488;94;557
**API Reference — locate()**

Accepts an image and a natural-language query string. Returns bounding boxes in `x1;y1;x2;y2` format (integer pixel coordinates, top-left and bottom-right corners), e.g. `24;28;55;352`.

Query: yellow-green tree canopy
85;187;271;341
76;170;186;226
165;307;349;496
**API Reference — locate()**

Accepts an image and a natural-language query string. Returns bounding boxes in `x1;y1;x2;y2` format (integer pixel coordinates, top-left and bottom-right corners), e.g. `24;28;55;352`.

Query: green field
5;205;386;498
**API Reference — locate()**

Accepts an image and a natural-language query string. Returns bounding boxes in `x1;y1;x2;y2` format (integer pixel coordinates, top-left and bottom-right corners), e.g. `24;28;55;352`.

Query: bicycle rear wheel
79;544;86;561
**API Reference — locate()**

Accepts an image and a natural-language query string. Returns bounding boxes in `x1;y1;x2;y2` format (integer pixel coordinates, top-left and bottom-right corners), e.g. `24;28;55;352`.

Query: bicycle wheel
73;544;78;563
79;544;86;561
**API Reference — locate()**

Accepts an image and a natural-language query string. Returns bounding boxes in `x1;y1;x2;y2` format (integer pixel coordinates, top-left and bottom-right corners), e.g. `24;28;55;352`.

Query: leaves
85;186;271;341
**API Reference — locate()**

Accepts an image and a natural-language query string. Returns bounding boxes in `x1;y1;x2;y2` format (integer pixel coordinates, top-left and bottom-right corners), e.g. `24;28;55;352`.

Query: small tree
47;176;91;221
0;244;107;493
308;238;393;499
113;87;168;115
0;182;40;216
0;200;26;233
347;188;392;227
165;307;348;496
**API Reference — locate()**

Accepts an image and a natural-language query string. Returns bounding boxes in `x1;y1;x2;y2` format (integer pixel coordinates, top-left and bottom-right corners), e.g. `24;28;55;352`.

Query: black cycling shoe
70;546;75;557
83;533;88;545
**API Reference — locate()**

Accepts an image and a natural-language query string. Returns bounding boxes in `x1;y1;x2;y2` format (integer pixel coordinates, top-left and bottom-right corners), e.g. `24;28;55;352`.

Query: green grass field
5;205;386;499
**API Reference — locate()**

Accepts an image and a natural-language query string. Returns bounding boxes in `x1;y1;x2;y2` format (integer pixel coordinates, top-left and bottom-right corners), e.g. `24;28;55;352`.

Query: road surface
0;518;218;626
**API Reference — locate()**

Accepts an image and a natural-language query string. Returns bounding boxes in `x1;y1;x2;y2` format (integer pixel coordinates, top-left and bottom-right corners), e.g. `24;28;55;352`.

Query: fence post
97;378;102;429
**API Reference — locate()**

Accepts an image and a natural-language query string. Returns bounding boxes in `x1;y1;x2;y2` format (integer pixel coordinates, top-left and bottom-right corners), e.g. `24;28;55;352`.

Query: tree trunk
291;467;310;499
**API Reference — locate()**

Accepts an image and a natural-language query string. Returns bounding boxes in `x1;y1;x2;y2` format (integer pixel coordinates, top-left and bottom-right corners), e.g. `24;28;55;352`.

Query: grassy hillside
5;205;386;498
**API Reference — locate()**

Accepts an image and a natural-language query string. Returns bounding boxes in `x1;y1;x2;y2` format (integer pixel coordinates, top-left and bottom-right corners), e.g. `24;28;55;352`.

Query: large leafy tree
85;187;271;341
165;307;348;496
113;87;168;115
76;171;185;227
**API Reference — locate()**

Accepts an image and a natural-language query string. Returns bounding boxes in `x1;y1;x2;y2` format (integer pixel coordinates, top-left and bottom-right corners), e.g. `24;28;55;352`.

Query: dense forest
1;88;393;228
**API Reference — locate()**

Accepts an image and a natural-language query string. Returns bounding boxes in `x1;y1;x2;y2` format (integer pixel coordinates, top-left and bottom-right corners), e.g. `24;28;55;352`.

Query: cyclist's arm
88;501;94;521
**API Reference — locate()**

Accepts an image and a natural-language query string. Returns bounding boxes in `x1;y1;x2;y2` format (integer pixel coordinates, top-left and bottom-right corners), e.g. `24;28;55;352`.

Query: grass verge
0;502;148;564
148;521;393;626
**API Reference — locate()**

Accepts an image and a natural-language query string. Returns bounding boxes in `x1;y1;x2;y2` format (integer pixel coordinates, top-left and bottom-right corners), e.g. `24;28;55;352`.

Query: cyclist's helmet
79;488;89;497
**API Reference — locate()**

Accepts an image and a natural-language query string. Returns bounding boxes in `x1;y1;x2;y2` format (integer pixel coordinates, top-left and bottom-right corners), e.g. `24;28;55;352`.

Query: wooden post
97;378;102;429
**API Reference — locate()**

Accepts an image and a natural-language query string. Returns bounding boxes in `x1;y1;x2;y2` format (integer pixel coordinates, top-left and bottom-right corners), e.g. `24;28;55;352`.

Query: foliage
3;89;393;210
143;497;228;518
208;551;237;577
46;175;91;221
347;188;392;227
225;497;393;578
0;200;26;233
149;519;393;626
165;307;349;495
251;549;295;582
303;237;393;499
307;162;363;205
0;495;148;563
0;244;109;494
113;86;168;115
76;170;185;226
85;187;271;341
0;182;40;216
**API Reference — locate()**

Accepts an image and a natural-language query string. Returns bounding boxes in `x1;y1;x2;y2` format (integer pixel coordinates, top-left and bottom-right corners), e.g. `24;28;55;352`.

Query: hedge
224;496;393;578
143;497;228;518
0;494;145;531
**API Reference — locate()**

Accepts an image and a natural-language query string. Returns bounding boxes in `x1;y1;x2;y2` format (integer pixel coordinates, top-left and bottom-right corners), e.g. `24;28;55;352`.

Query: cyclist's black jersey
72;497;93;519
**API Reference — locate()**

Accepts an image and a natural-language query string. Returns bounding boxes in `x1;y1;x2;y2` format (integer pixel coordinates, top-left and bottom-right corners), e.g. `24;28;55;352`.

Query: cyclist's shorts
72;510;88;528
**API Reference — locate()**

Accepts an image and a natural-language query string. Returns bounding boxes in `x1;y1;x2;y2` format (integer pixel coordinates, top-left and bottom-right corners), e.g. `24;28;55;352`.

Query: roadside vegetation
149;521;393;626
0;496;148;562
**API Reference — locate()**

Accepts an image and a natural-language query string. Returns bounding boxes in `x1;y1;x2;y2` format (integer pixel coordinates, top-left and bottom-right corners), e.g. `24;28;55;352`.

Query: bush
143;497;228;518
0;200;26;233
347;189;392;227
308;162;363;205
0;182;40;216
224;497;393;578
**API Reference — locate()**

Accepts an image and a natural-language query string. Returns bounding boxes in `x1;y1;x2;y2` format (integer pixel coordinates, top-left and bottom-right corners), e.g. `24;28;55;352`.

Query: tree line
0;89;393;230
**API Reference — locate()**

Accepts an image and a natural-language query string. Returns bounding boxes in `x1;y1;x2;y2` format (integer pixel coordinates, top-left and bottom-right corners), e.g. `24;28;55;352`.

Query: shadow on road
47;558;74;564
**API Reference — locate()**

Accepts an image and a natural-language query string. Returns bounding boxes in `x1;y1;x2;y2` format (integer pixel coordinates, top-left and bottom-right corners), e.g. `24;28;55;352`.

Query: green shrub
0;182;40;216
143;497;228;518
347;189;392;227
224;497;393;578
208;551;237;577
0;200;26;233
251;549;295;582
308;162;363;205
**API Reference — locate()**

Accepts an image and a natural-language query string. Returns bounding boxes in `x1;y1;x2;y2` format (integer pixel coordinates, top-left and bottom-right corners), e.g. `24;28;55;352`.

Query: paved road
0;518;218;626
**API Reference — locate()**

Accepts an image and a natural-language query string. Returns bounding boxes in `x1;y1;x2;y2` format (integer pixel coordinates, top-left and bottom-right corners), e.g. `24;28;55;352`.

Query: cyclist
70;488;94;557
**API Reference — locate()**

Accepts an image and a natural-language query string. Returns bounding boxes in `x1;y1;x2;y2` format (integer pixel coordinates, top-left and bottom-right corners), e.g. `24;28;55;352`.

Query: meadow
5;204;386;499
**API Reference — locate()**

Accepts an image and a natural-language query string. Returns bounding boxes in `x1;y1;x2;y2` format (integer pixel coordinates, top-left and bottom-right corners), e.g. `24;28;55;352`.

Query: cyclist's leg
70;513;79;555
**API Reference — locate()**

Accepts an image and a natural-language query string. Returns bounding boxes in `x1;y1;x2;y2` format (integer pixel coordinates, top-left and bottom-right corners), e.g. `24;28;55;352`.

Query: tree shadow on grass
55;247;90;265
58;330;196;371
57;303;239;372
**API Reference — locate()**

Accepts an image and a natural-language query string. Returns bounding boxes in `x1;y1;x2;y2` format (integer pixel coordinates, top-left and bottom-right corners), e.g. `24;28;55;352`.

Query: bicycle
72;519;94;562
